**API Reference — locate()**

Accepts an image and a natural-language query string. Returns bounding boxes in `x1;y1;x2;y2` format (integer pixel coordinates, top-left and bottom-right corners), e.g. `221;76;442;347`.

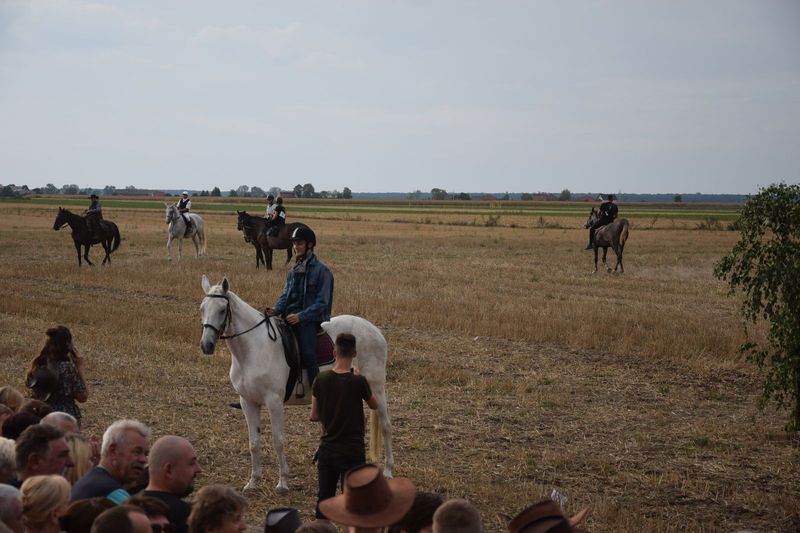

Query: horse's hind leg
372;387;394;479
74;243;82;266
192;234;200;258
240;399;264;492
264;394;290;494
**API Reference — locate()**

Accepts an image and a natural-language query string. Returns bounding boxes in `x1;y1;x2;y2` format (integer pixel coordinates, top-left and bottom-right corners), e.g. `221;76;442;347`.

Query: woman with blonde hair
64;433;92;485
0;386;24;412
20;475;70;533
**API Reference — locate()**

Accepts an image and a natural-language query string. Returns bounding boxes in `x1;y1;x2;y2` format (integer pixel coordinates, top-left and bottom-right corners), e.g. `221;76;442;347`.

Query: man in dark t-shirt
310;333;378;519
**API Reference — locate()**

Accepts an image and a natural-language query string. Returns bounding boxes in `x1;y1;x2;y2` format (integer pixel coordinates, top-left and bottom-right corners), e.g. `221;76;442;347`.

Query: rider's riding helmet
267;194;275;201
276;197;283;205
289;226;316;247
89;194;99;200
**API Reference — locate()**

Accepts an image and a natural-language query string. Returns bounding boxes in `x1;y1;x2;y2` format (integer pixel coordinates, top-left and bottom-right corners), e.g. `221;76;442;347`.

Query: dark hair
335;333;357;357
388;491;445;533
2;412;41;440
276;197;283;204
127;495;170;519
29;326;73;376
61;497;116;533
20;399;53;418
607;194;615;201
91;506;144;533
267;194;275;200
188;484;247;533
15;424;65;471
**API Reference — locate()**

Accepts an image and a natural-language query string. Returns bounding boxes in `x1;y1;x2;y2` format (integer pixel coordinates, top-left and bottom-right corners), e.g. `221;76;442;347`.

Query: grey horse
584;208;630;273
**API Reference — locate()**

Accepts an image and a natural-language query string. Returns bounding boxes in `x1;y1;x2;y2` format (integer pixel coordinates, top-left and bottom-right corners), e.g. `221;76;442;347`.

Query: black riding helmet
289;226;316;247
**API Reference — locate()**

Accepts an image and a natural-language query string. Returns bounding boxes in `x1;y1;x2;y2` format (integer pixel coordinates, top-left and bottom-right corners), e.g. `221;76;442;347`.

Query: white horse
199;275;394;494
165;203;206;260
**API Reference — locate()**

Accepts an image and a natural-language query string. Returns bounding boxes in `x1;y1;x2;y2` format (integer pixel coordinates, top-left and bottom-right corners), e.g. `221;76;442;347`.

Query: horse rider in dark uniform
586;194;618;249
84;194;103;240
267;226;333;391
177;191;193;237
266;196;287;237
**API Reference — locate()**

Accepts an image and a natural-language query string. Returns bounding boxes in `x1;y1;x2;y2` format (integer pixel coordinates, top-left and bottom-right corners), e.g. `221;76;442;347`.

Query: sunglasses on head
151;525;176;533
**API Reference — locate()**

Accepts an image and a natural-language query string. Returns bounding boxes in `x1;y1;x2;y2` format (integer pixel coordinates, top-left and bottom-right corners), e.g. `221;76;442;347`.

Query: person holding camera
26;326;88;426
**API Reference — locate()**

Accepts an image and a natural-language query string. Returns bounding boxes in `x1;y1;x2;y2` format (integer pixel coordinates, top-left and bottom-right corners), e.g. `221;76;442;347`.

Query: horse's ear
201;275;211;293
222;278;229;293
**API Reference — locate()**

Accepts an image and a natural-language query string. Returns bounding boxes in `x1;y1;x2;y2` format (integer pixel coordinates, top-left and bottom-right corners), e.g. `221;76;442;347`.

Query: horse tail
368;409;383;463
111;224;121;252
619;219;629;248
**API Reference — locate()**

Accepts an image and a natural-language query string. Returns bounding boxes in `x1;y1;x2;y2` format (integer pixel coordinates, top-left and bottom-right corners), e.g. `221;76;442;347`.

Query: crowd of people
0;327;590;532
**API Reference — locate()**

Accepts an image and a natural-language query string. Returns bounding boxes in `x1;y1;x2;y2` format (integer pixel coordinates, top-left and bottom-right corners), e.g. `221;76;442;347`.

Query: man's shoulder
142;490;191;510
71;467;121;500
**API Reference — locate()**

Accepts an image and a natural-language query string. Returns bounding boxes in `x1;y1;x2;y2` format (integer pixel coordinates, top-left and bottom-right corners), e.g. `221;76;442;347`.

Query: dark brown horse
53;207;121;266
584;208;630;273
236;211;309;270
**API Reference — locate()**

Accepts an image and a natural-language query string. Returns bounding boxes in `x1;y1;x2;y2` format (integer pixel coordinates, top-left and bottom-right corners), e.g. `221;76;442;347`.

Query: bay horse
235;211;308;270
584;208;630;273
53;207;121;266
165;203;206;260
199;275;394;493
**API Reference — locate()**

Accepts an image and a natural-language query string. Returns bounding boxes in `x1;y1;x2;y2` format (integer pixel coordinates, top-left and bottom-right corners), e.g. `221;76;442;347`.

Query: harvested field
0;202;797;532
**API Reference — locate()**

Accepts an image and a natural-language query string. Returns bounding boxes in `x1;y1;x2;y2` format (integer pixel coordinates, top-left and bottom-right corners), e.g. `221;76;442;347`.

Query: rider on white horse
267;226;333;391
177;191;193;237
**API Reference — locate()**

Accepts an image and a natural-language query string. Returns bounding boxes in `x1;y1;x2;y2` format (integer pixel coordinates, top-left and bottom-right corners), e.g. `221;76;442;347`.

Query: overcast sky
1;0;798;194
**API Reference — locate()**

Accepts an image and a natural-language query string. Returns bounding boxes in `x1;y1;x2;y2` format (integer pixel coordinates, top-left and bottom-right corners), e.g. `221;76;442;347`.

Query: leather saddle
272;318;335;402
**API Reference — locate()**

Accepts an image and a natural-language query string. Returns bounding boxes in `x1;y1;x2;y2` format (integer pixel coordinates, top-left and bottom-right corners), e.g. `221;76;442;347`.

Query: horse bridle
202;294;277;341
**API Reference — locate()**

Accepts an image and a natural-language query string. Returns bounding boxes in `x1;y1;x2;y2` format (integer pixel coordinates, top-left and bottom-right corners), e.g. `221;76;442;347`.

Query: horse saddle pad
274;320;335;402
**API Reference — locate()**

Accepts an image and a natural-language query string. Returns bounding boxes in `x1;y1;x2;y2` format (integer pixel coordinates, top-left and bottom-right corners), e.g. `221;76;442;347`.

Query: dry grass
0;204;797;532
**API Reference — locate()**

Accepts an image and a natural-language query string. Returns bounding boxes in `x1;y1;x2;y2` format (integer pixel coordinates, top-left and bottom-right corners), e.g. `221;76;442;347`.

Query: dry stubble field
0;203;798;532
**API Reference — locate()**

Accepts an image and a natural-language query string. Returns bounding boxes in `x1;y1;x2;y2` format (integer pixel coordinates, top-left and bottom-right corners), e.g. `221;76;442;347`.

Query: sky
0;1;798;195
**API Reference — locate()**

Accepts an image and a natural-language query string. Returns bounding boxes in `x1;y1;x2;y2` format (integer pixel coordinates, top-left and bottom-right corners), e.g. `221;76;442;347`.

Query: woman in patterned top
26;326;88;426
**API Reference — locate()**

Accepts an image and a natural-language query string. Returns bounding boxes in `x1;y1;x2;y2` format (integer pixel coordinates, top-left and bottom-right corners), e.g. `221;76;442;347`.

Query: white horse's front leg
166;234;173;261
265;394;290;494
177;236;183;261
240;398;263;491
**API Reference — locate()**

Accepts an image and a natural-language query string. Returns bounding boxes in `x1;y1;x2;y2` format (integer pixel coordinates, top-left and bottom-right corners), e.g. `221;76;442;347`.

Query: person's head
263;507;301;533
276;197;283;205
334;333;357;359
289;226;316;257
100;419;151;485
295;521;339;533
432;499;483;533
182;191;189;198
147;435;202;497
0;437;17;484
1;412;40;440
60;497;116;533
319;464;415;532
0;386;24;412
606;194;614;202
15;424;72;479
63;433;92;485
20;399;53;418
126;496;173;533
389;491;445;533
0;405;13;429
0;485;24;533
89;194;99;200
188;484;248;533
267;194;275;203
91;505;151;533
20;475;70;532
43;325;74;361
40;412;80;434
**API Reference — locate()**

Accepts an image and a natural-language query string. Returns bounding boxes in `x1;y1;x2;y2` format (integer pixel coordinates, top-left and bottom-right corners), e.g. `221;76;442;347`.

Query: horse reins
203;294;277;341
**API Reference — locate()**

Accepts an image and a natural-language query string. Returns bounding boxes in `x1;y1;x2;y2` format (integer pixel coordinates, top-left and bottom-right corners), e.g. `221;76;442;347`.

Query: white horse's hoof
383;467;393;479
243;481;258;492
275;484;289;495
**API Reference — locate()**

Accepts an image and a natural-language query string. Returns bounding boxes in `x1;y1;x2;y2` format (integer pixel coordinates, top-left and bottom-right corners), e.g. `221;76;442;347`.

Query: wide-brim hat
319;464;415;528
264;507;301;533
508;500;578;533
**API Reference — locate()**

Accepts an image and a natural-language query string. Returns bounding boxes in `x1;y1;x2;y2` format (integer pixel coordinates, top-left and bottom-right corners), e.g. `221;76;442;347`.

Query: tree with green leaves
343;187;352;199
714;182;800;430
293;184;303;197
559;188;571;201
431;188;447;200
211;187;221;197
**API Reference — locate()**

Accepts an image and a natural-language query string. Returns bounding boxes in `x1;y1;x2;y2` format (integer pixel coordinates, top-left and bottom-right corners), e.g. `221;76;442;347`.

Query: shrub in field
697;217;723;231
714;182;800;431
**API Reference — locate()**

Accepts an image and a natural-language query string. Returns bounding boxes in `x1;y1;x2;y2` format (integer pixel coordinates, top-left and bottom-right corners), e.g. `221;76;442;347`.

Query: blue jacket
273;253;333;323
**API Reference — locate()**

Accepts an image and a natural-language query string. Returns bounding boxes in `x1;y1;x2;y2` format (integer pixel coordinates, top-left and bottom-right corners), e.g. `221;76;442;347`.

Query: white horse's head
165;203;177;224
200;275;230;355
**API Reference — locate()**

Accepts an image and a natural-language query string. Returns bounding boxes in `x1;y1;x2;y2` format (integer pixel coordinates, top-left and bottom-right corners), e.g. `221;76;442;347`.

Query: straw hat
319;464;415;528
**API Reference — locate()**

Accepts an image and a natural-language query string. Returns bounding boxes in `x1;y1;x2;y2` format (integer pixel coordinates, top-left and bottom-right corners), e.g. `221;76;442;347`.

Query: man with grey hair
71;419;151;503
0;484;24;533
40;411;79;434
13;424;73;487
142;435;202;533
